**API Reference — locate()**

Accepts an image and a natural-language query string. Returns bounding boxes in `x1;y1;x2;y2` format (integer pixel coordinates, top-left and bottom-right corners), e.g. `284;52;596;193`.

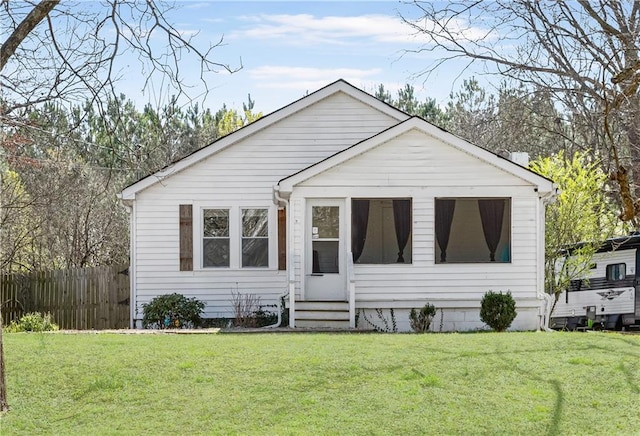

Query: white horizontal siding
355;307;540;332
132;92;399;321
299;129;531;188
131;90;546;330
136;270;286;284
583;249;637;279
290;129;543;327
133;271;289;320
139;94;399;202
291;198;304;300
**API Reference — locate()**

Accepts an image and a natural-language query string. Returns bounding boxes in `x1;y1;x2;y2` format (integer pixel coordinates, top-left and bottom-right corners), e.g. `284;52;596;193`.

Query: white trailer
550;235;640;330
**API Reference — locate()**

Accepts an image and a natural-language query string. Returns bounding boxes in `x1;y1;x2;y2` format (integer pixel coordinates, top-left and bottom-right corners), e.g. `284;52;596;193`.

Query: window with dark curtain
351;199;370;262
392;199;411;263
435;199;456;262
478;199;505;261
606;263;626;281
351;198;412;264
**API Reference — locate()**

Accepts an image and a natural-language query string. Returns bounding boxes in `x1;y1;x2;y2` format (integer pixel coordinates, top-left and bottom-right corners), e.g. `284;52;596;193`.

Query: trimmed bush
409;303;437;333
480;291;517;332
142;293;205;329
5;312;59;332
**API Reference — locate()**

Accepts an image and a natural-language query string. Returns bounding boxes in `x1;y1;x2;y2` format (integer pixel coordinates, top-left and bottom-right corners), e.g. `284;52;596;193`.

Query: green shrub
279;294;289;327
201;318;233;328
253;305;278;327
253;295;290;327
409;303;437;333
5;312;59;332
480;291;517;332
142;293;205;329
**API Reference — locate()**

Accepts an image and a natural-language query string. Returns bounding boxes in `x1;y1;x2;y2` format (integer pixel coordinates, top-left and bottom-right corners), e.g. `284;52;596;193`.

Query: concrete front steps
294;300;350;328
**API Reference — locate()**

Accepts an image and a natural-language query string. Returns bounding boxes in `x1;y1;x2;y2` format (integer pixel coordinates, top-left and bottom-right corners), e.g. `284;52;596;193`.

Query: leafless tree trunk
402;0;640;224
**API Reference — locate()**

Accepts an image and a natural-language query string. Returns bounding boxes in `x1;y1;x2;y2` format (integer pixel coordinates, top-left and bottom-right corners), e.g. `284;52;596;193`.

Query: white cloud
231;13;425;46
230;13;492;47
182;2;213;9
250;65;381;81
248;65;382;92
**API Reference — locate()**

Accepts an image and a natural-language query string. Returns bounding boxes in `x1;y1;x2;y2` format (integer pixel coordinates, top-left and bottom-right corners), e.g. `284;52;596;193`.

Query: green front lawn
1;331;638;435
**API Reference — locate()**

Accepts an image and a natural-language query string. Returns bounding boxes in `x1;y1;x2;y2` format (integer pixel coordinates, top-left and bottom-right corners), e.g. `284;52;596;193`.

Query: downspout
538;187;558;332
261;289;288;329
263;185;292;328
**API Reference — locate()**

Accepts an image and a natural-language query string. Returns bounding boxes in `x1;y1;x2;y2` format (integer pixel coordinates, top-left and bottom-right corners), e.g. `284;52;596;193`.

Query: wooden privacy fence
1;264;130;330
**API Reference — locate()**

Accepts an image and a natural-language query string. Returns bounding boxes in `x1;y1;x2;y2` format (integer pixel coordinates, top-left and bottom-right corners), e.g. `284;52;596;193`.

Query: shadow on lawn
615;336;640;347
584;342;640;360
546;379;564;436
411;343;595;362
617;362;640;394
399;342;570;435
497;356;565;436
604;333;640;351
416;332;639;363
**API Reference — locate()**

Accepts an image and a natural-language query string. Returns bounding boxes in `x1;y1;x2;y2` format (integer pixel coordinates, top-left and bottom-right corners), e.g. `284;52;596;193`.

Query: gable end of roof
277;117;555;193
120;79;410;200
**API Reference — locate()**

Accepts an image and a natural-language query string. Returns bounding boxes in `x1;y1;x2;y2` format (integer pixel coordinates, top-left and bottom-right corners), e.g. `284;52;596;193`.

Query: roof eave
277;117;558;192
119;79;410;199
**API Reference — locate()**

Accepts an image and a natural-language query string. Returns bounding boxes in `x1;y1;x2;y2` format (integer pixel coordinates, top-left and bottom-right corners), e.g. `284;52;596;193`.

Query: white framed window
197;205;274;270
241;208;269;268
203;209;230;267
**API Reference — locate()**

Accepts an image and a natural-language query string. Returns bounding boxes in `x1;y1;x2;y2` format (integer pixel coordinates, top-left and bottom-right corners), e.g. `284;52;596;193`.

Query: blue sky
116;1;494;114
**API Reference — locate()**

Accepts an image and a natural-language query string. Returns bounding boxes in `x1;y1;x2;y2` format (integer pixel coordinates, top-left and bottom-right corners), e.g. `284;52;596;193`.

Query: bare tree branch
401;0;640;221
0;0;59;71
0;1;240;120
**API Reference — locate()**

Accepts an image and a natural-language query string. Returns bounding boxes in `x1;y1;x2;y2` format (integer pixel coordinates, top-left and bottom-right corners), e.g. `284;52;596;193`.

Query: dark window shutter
278;209;286;270
179;204;193;271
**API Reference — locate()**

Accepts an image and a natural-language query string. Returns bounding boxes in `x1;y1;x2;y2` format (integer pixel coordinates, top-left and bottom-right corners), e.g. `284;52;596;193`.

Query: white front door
305;199;346;301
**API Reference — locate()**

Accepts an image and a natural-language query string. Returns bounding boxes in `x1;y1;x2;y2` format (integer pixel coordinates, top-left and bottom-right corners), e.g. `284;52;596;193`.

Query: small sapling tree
530;151;621;315
409;303;437;333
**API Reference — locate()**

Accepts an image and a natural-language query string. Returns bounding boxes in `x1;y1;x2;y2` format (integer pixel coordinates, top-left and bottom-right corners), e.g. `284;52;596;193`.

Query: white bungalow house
119;79;557;331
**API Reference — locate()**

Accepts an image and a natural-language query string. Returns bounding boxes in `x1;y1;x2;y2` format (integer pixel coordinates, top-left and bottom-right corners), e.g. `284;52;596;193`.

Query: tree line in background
0;95;260;273
403;1;640;226
1;0;637;307
1;79;625;284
